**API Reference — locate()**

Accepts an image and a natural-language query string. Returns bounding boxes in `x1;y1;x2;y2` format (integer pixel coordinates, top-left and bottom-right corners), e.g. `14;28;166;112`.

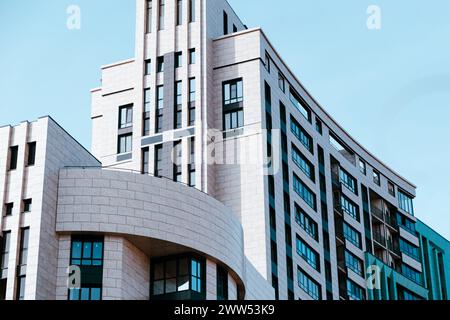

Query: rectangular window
359;159;366;175
373;170;381;186
347;279;364;300
26;142;36;166
315;118;323;135
388;181;395;196
339;168;357;194
144;89;151;136
176;0;182;25
344;250;363;276
402;264;422;284
145;59;151;75
340;195;359;221
400;239;420;261
154;144;163;177
118;133;132;154
22;199;32;213
188;138;195;187
5;203;13;217
264;52;270;73
293;174;316;211
297;267;321;300
175;81;182;129
189;0;195;22
9;146;18;171
398;190;414;215
142;147;149;174
397;213;416;234
146;0;153;33
189;48;196;64
16;276;26;300
158;0;165;30
296;236;320;271
233;24;237;32
119;104;133;129
70;238;103;266
292;144;315;182
290;116;313;154
188;79;196;126
343;222;362;249
223;79;244;131
295;204;318;241
156;86;164;133
217;265;228;300
223;11;228;35
289;89;311;122
144;88;151;112
278;72;285;92
157;56;164;73
175;52;182;68
1;231;11;275
173;141;182;182
17;226;29;270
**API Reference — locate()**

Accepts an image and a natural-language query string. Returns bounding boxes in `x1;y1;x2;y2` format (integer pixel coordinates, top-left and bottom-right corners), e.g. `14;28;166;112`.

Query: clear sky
1;0;449;239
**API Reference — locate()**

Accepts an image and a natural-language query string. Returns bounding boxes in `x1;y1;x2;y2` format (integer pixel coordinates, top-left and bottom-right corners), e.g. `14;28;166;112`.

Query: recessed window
398;190;414;215
188;78;196;126
291;144;315;182
23;199;32;213
4;203;13;216
293;174;316;211
347;279;365;300
175;52;182;68
157;56;164;73
340;194;359;221
373;170;381;186
189;48;196;64
189;0;195;22
278;72;285;92
119;104;133;129
188;138;195;187
145;59;151;75
158;0;165;30
388;181;395;196
16;227;29;300
176;0;182;25
1;231;11;277
359;159;366;175
295;203;318;241
223;79;244;131
146;0;153;33
173;141;182;182
315;118;323;135
339;168;357;194
156;86;164;133
26;142;36;166
345;250;363;276
298;267;321;300
154;144;163;177
343;222;362;249
289;89;311;123
296;236;320;271
174;81;183;129
217;265;228;300
223;11;228;35
233;24;237;33
290;116;313;154
142;147;149;174
9;146;18;171
118;133;132;154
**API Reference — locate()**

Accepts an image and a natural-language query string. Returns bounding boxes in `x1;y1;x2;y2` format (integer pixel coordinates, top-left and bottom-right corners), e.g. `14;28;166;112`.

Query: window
4;203;13;216
388;181;395;196
233;24;237;32
9;146;18;171
119;104;133;129
175;81;182;129
154;144;163;177
296;236;320;271
292;144;315;181
217;265;228;300
278;72;285;92
223;79;244;131
146;0;153;33
290;116;313;154
359;159;366;175
156;86;164;133
189;78;196;126
144;89;151;136
264;52;270;73
173;141;182;182
157;56;164;73
397;213;416;234
189;48;196;64
339;168;357;194
144;88;151;112
16;276;26;300
373;170;380;186
118;133;132;154
295;204;318;241
398;190;414;215
343;222;362;249
402;264;422;284
298;267;321;300
158;0;165;30
344;250;363;276
223;11;228;35
1;231;11;276
315;118;323;135
399;287;421;300
22;199;32;213
176;0;182;25
142;147;149;174
26;142;36;166
151;256;204;297
340;195;359;221
145;59;151;75
16;227;29;300
347;279;364;300
175;52;182;68
188;138;195;187
69;237;103;301
293;174;316;210
189;0;195;22
400;239;420;261
289;89;311;122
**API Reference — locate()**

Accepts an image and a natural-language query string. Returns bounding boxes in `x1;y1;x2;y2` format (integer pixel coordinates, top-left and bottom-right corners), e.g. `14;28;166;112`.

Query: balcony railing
371;206;384;221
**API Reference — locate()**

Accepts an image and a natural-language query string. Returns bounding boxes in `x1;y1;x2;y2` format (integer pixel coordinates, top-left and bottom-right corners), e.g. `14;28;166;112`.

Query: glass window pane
154;262;164;280
80;288;90;300
82;242;92;259
179;258;189;276
71;242;82;259
92;242;103;260
165;260;176;278
90;288;101;300
69;288;80;300
165;278;177;293
178;276;190;292
153;280;164;295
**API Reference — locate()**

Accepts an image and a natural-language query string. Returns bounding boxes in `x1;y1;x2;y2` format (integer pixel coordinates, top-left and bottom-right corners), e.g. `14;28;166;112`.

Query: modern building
0;0;449;300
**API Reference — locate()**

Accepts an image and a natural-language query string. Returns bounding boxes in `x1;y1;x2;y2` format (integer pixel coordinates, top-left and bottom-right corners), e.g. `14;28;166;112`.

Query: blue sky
1;0;449;239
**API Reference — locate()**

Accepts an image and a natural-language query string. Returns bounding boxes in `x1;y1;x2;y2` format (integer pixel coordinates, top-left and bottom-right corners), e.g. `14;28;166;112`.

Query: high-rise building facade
0;0;449;301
